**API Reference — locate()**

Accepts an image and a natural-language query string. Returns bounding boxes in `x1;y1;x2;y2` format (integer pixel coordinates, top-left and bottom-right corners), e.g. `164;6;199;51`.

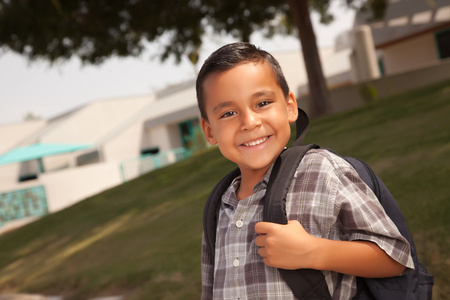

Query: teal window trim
0;186;48;227
120;147;192;182
179;118;201;151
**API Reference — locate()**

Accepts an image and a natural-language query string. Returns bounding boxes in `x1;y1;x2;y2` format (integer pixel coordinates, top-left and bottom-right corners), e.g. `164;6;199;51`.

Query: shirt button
236;220;243;228
233;258;240;267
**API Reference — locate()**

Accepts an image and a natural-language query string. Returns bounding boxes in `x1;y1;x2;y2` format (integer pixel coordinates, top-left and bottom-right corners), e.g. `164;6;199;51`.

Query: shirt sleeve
333;156;415;270
201;232;214;300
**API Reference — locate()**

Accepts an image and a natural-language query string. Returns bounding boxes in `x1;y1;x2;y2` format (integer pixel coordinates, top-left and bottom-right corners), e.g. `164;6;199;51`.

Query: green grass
1;80;449;299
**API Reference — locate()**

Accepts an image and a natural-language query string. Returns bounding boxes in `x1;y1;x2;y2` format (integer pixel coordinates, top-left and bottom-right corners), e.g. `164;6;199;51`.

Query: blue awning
0;143;95;166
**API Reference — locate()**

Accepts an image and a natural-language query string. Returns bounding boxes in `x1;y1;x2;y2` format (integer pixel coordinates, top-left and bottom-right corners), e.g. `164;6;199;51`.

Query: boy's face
201;62;298;175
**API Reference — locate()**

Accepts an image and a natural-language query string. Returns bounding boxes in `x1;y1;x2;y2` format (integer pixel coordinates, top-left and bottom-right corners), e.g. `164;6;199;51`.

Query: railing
120;147;192;182
0;186;48;227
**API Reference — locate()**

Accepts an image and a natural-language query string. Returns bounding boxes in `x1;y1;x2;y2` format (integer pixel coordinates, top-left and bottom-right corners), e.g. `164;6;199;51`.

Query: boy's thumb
287;220;300;226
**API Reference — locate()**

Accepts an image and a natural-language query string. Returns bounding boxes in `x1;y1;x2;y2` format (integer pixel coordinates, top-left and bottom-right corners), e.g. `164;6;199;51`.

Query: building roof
0;120;47;155
354;0;450;47
31;95;156;145
0;143;95;166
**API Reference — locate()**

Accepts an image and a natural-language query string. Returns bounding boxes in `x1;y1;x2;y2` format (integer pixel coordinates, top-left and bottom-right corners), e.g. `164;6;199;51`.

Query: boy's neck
236;166;270;200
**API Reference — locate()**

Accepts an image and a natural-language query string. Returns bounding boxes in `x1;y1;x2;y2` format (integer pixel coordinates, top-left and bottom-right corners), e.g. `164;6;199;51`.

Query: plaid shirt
201;149;414;300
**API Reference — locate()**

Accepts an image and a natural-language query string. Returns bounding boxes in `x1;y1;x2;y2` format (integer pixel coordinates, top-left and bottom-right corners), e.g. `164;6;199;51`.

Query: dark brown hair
196;42;290;120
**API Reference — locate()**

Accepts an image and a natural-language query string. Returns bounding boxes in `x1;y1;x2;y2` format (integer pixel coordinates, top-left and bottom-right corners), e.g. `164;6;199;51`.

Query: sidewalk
0;295;123;300
0;295;59;300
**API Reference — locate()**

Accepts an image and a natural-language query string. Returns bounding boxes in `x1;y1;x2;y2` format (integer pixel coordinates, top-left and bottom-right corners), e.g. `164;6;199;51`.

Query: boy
197;42;413;299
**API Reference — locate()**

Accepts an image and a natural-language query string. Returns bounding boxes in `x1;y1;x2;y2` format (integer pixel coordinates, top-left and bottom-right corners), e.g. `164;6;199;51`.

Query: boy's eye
257;101;271;108
220;111;236;118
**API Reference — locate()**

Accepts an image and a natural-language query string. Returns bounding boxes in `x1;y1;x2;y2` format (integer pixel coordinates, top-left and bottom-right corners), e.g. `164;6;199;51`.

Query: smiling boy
197;42;413;299
200;59;297;200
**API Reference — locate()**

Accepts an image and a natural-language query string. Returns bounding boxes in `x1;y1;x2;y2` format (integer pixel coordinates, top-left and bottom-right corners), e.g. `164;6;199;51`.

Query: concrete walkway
0;294;123;300
0;295;56;300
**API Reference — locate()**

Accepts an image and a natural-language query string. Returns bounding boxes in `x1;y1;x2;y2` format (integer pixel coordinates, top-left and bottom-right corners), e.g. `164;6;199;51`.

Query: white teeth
243;137;268;146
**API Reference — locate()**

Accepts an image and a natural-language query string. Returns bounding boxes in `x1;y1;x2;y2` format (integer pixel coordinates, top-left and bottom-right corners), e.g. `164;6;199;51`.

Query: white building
0;83;202;232
354;0;450;75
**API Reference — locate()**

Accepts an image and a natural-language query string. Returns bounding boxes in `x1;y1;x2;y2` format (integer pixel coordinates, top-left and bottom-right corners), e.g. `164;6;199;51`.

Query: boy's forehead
203;61;278;96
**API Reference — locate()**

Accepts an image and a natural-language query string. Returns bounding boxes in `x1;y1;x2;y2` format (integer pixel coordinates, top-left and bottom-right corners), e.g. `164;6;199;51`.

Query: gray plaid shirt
201;149;414;300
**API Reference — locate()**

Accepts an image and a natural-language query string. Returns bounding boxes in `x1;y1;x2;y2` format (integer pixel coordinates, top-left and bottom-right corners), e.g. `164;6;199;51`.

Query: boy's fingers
258;247;267;258
254;234;267;247
255;220;304;234
287;220;307;234
254;221;279;234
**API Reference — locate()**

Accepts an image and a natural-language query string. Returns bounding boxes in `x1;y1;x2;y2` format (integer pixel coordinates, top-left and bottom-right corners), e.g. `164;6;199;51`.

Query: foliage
0;0;287;64
0;0;386;65
359;83;379;102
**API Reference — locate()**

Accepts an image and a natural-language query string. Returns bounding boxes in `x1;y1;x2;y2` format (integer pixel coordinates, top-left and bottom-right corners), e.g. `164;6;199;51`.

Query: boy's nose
240;110;261;131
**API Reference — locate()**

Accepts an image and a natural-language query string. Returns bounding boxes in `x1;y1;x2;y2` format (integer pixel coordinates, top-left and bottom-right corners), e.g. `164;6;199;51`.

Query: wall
40;161;122;212
102;120;143;162
274;48;352;98
42;152;76;171
0;163;21;187
351;25;381;83
0;120;47;154
0;161;122;233
141;124;180;153
0;161;122;213
40;96;153;145
166;123;184;150
300;58;450;116
382;32;440;75
273;50;307;97
120;147;191;182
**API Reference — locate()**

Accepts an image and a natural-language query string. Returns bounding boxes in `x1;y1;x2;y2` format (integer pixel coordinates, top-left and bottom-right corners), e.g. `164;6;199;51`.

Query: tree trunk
287;0;331;117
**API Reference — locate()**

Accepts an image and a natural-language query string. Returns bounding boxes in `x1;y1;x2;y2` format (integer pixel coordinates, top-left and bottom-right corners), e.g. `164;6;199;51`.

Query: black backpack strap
294;107;311;147
264;143;332;300
203;167;241;263
264;144;318;222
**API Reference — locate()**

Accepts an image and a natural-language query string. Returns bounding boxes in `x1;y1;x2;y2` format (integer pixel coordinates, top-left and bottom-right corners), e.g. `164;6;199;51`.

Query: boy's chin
220;146;284;174
237;158;277;174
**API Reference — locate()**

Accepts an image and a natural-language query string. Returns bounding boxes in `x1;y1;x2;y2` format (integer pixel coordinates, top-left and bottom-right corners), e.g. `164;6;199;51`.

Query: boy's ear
201;118;218;145
287;92;299;123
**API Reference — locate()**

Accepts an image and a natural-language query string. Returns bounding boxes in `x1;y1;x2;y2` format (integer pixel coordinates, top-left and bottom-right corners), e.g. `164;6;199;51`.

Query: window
141;147;159;156
178;118;202;151
436;28;450;59
76;150;101;166
18;174;38;182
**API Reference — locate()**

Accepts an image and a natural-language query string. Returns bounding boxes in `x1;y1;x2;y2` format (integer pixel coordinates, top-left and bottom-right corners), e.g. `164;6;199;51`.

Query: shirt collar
223;163;275;206
254;163;273;192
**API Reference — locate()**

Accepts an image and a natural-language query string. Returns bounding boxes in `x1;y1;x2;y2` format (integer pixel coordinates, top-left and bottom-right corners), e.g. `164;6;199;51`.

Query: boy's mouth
242;136;269;147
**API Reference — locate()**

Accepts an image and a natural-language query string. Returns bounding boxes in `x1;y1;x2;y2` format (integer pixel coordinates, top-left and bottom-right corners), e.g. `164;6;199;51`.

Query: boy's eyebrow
253;90;276;98
212;101;234;112
212;90;277;112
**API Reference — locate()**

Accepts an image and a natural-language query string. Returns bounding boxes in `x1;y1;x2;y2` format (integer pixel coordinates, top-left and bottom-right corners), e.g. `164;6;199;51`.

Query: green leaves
0;0;293;64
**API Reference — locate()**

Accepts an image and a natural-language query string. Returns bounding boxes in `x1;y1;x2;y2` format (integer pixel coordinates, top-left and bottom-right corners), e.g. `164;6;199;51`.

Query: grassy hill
1;80;449;299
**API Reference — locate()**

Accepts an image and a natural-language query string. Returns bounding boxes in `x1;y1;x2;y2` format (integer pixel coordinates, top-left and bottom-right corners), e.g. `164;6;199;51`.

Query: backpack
203;108;434;299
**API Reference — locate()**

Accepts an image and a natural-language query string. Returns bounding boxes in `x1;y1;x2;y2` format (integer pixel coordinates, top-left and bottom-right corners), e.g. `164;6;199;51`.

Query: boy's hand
255;220;406;277
254;220;318;270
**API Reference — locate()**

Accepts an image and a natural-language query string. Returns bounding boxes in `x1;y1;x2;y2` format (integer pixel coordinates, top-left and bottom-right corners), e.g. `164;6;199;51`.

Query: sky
0;4;355;125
